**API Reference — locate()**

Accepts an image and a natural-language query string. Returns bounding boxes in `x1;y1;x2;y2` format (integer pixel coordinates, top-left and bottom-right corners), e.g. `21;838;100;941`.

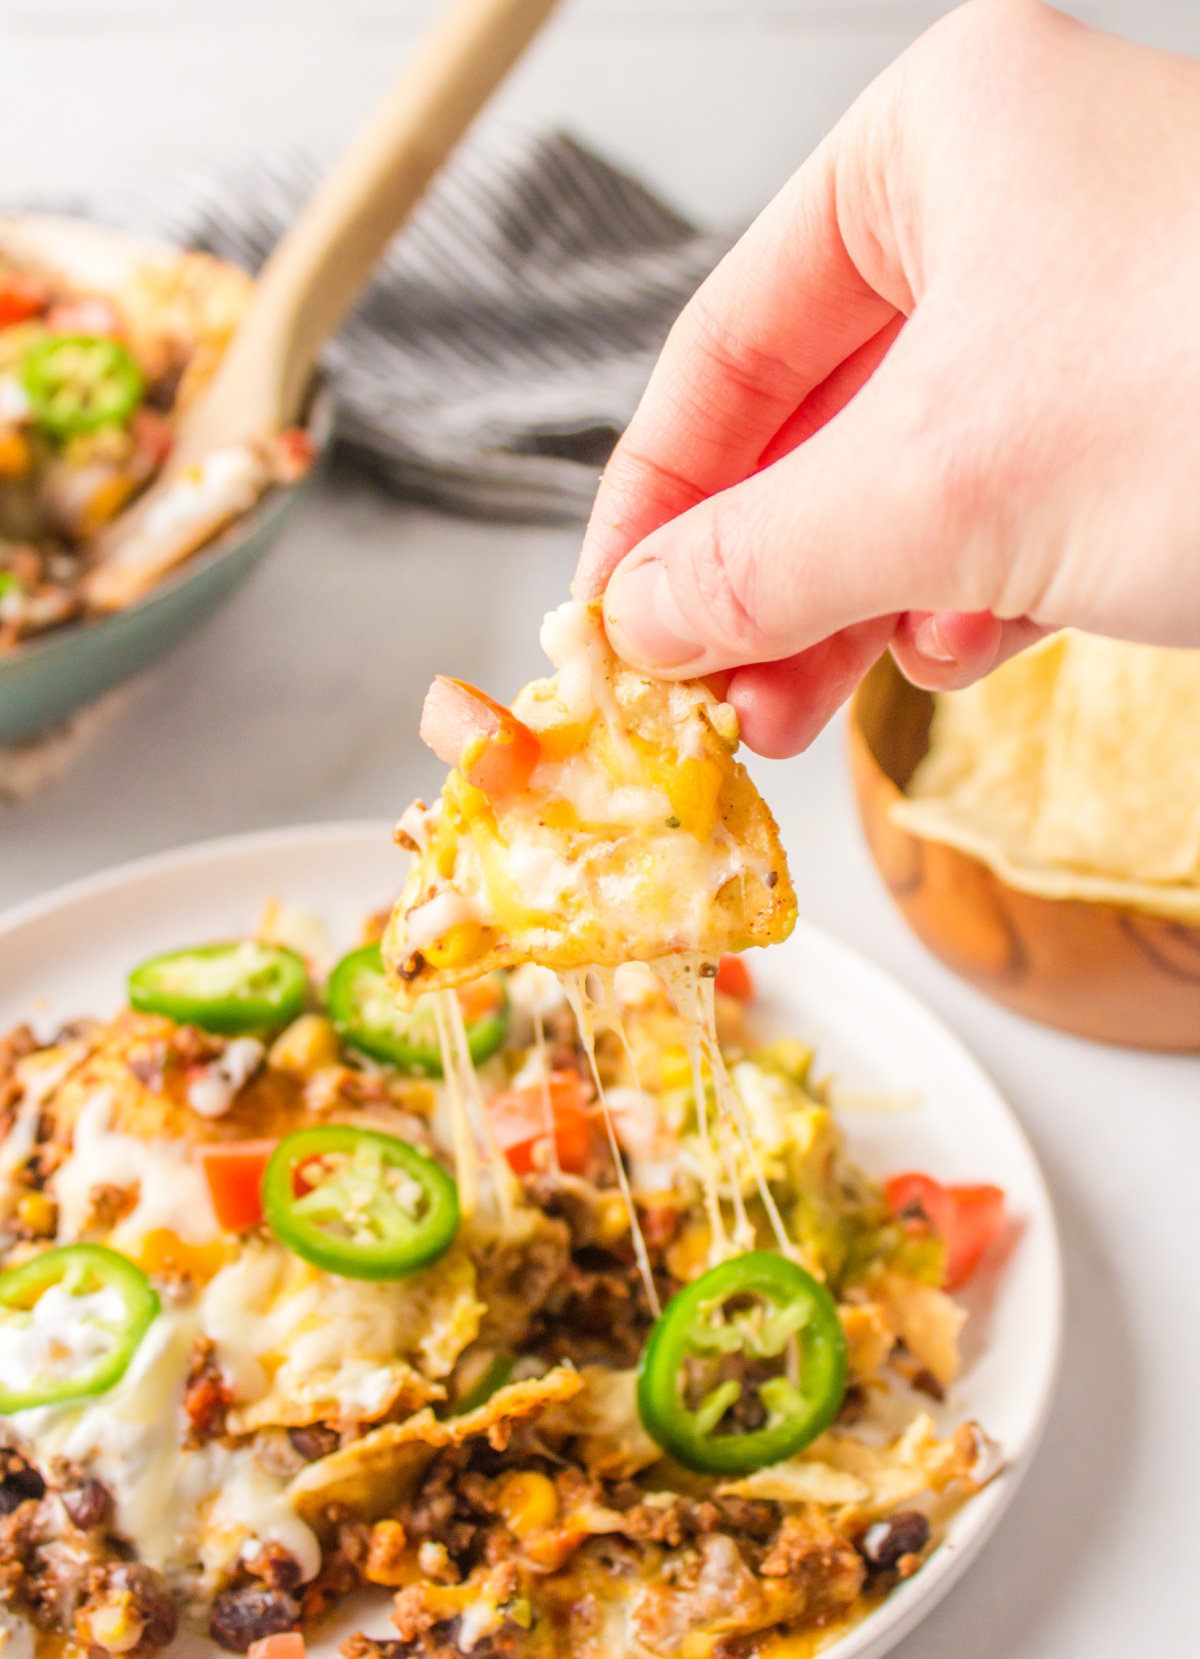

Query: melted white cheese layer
51;1088;220;1246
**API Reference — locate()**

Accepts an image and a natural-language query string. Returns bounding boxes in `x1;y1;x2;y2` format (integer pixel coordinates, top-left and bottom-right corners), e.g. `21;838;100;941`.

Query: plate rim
0;820;1064;1659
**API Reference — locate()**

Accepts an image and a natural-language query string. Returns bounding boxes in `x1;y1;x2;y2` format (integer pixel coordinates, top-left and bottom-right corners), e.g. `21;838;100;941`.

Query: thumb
601;339;988;678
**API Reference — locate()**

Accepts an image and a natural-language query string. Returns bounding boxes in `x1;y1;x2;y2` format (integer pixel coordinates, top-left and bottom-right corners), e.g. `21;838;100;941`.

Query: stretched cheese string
594;967;752;1262
721;1110;756;1253
442;989;521;1230
653;956;739;1266
532;1009;561;1178
433;991;478;1221
558;969;660;1317
697;972;797;1262
656;955;797;1264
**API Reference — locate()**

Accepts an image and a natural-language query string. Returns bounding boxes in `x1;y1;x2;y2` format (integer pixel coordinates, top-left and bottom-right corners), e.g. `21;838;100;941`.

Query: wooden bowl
848;653;1200;1050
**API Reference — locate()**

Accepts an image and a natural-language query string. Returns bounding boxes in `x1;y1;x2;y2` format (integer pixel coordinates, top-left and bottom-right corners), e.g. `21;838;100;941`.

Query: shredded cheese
558;970;660;1317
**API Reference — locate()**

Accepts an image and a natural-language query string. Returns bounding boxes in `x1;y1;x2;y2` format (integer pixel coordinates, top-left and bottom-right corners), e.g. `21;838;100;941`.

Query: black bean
62;1480;112;1531
209;1587;300;1653
858;1511;931;1571
0;1455;45;1516
288;1424;339;1463
106;1564;178;1651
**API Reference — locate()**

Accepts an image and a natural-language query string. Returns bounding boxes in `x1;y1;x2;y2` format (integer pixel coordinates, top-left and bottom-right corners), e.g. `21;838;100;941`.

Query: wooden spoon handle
194;0;562;446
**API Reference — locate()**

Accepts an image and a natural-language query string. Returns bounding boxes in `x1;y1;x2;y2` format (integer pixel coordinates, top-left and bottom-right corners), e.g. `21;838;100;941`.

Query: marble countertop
2;3;1198;1655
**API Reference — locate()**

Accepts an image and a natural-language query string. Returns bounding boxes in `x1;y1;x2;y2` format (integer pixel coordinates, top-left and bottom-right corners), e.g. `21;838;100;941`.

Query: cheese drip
433;993;479;1221
654;955;797;1264
434;990;521;1232
558;970;660;1318
532;1010;561;1178
444;990;521;1229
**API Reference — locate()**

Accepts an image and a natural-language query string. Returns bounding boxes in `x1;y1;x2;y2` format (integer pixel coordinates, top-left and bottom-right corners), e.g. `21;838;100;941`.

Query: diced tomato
247;1636;305;1659
130;406;174;467
487;1072;593;1175
714;953;754;1000
197;1139;277;1233
45;296;123;337
420;676;540;804
886;1172;1006;1290
0;271;48;329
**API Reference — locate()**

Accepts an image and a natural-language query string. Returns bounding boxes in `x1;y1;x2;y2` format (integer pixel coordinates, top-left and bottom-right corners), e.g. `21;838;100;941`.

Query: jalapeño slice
637;1251;846;1475
128;941;308;1035
263;1124;459;1281
0;1244;160;1414
21;336;143;439
326;942;509;1076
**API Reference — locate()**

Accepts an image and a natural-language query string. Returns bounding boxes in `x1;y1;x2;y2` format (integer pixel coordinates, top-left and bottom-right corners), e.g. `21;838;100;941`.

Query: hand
574;0;1200;755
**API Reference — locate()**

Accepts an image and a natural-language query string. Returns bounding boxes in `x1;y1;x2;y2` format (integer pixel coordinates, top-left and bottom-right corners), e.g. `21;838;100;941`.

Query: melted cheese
433;994;480;1221
52;1088;220;1246
655;961;796;1263
558;971;660;1317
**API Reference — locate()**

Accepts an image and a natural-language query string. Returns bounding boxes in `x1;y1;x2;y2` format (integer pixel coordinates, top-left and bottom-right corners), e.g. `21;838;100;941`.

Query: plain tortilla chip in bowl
849;639;1200;1047
1029;636;1200;883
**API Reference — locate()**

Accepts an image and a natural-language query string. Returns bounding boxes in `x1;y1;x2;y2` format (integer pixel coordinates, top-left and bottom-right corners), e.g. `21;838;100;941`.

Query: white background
1;3;1199;1657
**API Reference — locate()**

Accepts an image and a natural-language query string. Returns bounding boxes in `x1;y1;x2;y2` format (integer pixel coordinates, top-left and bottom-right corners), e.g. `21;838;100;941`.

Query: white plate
0;822;1062;1659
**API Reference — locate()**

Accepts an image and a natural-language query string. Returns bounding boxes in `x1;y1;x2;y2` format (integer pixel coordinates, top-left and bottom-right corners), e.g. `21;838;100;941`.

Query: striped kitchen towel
58;130;732;523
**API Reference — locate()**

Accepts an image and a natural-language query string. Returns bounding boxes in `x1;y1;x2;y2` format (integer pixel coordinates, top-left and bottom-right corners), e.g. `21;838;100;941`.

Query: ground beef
182;1339;232;1447
83;1183;139;1235
405;1450;478;1562
209;1586;300;1652
758;1512;866;1620
528;1243;658;1368
297;1511;369;1624
341;1638;406;1659
713;1495;780;1542
0;1453;45;1518
244;1545;303;1595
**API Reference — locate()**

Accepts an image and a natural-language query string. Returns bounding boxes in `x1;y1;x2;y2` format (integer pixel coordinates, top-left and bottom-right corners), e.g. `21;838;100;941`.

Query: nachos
0;905;1005;1659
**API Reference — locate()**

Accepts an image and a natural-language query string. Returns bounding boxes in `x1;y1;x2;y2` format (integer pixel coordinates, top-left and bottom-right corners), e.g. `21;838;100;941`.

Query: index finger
574;139;901;599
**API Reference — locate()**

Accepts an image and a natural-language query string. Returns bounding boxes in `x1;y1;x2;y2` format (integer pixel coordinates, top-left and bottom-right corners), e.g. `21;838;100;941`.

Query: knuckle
683;496;779;660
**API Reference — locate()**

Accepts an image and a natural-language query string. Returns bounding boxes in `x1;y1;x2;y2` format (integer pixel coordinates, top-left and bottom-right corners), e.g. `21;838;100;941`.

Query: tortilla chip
871;1271;964;1389
536;1366;662;1479
383;604;795;1005
903;634;1065;861
288;1367;582;1527
1030;635;1200;881
894;633;1200;919
719;1411;986;1523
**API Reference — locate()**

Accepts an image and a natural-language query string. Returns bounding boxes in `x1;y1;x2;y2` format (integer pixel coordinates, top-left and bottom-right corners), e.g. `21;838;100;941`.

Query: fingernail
913;615;956;663
604;559;704;668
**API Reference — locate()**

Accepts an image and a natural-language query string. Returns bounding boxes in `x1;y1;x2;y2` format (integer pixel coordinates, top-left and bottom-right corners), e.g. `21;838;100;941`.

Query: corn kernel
75;1590;144;1654
269;1014;340;1078
495;1470;558;1538
660;1045;693;1091
425;921;484;969
595;1190;632;1247
15;1191;56;1237
666;1219;712;1283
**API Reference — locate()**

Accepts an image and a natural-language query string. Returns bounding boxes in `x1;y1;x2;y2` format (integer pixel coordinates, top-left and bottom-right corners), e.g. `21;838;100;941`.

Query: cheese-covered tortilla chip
384;601;796;1003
